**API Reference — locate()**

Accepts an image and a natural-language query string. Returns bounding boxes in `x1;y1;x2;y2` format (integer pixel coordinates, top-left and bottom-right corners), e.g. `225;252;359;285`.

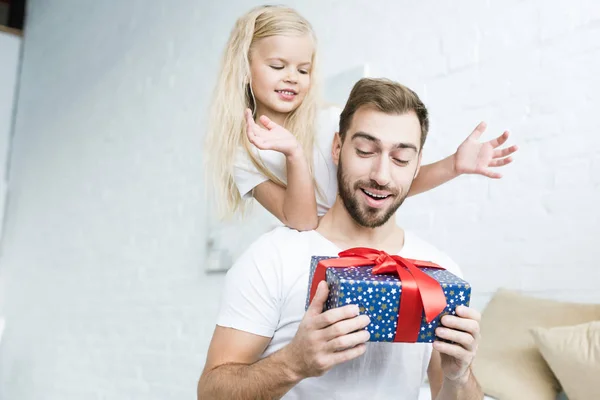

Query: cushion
531;321;600;400
472;289;600;400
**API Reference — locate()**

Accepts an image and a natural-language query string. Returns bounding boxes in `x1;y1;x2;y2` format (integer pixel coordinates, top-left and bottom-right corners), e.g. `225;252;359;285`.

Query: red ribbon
308;247;447;342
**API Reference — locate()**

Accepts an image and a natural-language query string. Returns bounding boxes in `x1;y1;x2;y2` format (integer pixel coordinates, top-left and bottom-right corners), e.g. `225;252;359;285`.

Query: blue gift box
305;256;471;343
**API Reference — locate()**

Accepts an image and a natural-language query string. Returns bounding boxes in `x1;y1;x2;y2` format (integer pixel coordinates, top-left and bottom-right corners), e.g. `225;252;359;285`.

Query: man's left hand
433;305;481;383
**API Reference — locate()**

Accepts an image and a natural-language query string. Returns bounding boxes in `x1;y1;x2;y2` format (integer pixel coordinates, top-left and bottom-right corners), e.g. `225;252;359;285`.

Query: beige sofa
470;289;600;400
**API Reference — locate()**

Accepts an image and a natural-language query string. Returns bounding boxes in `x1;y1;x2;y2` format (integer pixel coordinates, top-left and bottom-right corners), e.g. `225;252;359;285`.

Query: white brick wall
0;30;20;250
0;0;598;399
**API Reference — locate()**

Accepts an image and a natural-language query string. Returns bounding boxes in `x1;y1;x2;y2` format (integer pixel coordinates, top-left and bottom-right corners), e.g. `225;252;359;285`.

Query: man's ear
413;151;423;179
332;132;342;167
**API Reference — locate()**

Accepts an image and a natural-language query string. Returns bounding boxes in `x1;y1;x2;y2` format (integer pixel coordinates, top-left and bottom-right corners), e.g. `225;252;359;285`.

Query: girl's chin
265;104;300;115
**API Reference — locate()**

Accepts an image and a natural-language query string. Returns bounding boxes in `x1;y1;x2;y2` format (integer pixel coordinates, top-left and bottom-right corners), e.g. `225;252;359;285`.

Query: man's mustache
354;180;399;196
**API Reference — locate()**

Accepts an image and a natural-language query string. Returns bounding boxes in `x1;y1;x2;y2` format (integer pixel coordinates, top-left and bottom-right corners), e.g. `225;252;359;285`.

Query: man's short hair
339;78;429;151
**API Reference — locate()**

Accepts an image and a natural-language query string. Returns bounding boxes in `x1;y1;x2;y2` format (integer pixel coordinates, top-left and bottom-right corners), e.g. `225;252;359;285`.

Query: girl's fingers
489;157;513;167
467;122;487;141
487;131;509;148
481;169;502;179
493;145;518;158
259;115;278;130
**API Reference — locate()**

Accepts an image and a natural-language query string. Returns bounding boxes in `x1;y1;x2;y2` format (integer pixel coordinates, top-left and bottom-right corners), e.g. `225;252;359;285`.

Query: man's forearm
435;368;483;400
198;348;302;400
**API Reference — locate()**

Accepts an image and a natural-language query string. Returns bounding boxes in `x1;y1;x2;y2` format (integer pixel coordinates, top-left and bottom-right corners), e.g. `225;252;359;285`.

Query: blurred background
0;0;598;399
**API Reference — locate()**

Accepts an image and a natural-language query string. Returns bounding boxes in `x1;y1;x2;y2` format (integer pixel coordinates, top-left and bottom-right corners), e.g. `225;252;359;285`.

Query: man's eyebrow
351;131;418;151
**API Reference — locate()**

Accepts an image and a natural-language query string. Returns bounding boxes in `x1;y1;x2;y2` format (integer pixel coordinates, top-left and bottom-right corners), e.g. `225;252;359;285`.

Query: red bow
308;247;447;342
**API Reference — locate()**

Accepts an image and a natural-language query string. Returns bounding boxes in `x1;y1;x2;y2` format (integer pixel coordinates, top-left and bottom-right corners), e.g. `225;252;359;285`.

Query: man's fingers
326;328;370;352
433;340;471;360
441;309;480;338
454;305;481;322
306;281;330;316
440;315;478;334
435;327;477;351
330;343;368;366
313;304;360;330
322;314;370;341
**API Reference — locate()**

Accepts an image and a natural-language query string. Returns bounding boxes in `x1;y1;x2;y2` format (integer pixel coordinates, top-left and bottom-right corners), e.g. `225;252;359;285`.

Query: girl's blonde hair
205;5;321;218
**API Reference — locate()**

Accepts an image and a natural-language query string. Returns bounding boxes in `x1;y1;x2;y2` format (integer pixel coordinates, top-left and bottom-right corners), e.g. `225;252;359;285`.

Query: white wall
0;29;21;341
0;1;598;399
0;30;21;242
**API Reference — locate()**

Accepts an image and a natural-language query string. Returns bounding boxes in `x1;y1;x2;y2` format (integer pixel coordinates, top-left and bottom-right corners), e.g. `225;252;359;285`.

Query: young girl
205;5;517;230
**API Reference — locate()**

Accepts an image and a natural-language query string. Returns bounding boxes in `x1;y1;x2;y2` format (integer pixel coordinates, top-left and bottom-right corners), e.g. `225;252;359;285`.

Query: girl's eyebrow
266;57;287;62
266;57;311;66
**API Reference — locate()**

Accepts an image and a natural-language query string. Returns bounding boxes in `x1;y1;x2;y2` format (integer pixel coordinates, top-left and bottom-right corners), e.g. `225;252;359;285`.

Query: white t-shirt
233;107;341;216
217;226;464;400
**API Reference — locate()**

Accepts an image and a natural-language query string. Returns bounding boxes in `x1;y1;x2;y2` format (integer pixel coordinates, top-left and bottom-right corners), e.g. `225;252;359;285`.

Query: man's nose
369;156;391;187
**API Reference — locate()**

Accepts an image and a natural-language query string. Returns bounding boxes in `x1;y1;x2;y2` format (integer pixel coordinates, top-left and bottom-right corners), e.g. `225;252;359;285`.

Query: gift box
305;248;471;343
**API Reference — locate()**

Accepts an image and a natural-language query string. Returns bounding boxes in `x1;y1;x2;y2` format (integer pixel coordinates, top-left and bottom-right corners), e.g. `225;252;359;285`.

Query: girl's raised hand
454;122;518;179
245;109;301;157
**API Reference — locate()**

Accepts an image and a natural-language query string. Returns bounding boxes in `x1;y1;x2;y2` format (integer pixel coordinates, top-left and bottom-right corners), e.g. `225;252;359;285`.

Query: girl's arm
245;110;318;231
409;122;518;196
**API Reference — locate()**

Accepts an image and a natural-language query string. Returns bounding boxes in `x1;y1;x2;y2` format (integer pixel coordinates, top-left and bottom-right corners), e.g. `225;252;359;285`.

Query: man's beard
337;156;410;228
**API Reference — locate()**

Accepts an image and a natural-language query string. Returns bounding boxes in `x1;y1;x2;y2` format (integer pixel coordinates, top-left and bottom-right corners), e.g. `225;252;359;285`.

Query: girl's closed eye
270;65;284;70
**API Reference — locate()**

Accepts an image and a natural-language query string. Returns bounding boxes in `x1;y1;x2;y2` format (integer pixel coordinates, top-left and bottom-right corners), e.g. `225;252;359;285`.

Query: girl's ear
332;132;342;167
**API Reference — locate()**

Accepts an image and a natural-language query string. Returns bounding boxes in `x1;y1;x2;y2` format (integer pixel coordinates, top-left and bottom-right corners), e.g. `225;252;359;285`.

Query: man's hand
282;281;371;379
454;122;518;179
433;305;481;384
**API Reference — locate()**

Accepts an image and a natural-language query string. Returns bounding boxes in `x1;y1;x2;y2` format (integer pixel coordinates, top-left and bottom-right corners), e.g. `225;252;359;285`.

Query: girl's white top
234;107;342;216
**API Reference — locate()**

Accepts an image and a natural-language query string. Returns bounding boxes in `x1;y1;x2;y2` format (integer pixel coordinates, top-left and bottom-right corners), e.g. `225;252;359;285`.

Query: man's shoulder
403;230;464;278
232;226;313;269
251;225;311;248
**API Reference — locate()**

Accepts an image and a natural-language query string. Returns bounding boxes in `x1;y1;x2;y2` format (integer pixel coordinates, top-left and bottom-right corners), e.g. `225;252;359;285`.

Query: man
198;78;483;399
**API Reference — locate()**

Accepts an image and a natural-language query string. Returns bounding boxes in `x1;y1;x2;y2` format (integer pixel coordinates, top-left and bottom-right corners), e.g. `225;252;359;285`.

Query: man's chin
359;200;392;215
355;207;393;228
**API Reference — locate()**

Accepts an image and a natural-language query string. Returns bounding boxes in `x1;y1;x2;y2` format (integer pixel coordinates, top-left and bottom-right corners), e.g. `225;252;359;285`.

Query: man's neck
316;197;405;254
